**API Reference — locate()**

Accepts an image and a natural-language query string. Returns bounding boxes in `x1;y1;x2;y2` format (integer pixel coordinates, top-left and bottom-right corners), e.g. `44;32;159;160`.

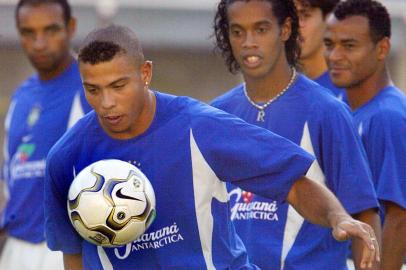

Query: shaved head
78;24;144;66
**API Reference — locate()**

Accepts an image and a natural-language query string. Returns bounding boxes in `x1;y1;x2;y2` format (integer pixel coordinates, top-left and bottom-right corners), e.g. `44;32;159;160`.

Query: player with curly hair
211;1;380;269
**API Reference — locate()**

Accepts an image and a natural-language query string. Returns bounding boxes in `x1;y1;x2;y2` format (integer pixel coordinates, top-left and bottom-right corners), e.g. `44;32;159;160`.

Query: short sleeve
44;149;83;254
367;111;406;208
314;105;378;214
191;107;314;203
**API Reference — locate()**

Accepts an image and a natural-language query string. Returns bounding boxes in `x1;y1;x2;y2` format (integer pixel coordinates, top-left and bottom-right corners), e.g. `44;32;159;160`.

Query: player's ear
141;60;153;87
67;17;77;39
376;37;390;61
280;17;292;42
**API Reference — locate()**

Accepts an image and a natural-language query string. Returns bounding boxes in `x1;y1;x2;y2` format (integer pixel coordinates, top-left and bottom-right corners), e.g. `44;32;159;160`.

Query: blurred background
0;0;406;148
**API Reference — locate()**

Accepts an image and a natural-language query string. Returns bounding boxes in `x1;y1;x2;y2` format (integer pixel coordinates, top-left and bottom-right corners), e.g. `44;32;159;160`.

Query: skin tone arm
63;253;83;270
352;209;381;270
287;176;380;269
381;201;406;270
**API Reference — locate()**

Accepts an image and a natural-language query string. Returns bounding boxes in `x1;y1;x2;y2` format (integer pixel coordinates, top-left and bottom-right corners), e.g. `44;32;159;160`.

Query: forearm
381;202;406;270
352;209;381;270
63;253;83;270
286;176;350;228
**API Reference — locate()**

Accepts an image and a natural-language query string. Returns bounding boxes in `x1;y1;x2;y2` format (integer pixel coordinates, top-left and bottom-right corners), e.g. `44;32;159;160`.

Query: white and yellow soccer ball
67;159;156;247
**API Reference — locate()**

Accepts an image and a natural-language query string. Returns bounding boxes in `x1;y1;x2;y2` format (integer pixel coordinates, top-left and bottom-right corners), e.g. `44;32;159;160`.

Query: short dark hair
297;0;339;17
334;0;391;43
213;0;301;74
16;0;72;25
78;24;144;66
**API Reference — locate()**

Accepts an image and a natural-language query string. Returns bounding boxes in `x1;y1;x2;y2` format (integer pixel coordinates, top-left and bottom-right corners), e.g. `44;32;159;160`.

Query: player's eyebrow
107;77;130;87
82;77;130;88
230;19;273;29
340;38;358;44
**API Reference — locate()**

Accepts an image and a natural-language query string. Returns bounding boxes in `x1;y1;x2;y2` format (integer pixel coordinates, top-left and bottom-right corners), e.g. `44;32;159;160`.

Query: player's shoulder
210;84;244;110
155;90;225;118
12;74;39;98
377;86;406;110
365;86;406;125
160;91;247;132
47;111;97;161
295;74;349;113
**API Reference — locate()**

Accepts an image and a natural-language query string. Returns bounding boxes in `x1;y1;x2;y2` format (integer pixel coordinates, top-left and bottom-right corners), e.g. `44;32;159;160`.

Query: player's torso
3;72;84;242
212;76;350;270
353;86;406;189
66;97;249;269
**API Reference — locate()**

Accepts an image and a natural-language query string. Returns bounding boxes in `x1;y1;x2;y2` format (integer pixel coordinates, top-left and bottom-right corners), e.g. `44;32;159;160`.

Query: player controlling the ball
44;24;379;269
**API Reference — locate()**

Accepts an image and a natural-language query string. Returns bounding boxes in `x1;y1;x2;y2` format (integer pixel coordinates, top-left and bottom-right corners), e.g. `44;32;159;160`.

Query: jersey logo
16;143;35;162
116;188;143;201
242;190;254;203
27;105;41;128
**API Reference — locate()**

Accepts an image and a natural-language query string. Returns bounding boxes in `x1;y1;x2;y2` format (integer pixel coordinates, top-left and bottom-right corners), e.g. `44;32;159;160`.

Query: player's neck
130;90;156;139
346;66;392;110
299;49;327;80
244;62;293;103
38;54;74;81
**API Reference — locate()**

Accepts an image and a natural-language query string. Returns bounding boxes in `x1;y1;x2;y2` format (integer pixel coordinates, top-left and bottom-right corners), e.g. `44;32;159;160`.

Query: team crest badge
27;105;41;127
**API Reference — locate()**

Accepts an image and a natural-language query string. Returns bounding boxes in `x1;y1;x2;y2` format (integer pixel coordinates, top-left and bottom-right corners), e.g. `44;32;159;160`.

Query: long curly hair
213;0;301;74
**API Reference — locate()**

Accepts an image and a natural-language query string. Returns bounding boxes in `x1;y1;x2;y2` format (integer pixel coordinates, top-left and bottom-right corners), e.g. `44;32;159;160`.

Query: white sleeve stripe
67;92;85;129
97;246;113;270
190;129;228;270
280;122;326;270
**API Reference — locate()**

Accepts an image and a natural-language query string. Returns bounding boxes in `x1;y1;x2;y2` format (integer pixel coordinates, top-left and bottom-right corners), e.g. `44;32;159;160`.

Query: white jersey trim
280;122;326;270
98;246;113;270
67;92;85;129
190;129;228;270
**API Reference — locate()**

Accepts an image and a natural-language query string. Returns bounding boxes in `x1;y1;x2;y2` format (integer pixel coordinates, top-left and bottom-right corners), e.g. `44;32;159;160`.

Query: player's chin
330;74;351;89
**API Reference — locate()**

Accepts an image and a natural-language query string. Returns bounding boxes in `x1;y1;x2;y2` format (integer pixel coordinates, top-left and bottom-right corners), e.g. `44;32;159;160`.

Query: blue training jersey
1;61;91;243
315;71;347;103
45;91;314;270
211;74;378;270
353;86;406;210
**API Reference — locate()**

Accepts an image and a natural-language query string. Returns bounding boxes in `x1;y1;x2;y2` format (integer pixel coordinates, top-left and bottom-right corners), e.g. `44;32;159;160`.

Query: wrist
328;211;352;228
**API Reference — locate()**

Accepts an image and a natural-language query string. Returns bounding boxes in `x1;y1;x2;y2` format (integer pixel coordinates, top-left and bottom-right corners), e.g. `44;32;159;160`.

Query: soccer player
44;24;379;270
294;0;345;100
324;0;406;269
0;0;91;269
211;0;380;269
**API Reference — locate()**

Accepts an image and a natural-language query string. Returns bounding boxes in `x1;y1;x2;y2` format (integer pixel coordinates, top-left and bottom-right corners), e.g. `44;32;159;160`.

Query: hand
332;217;380;269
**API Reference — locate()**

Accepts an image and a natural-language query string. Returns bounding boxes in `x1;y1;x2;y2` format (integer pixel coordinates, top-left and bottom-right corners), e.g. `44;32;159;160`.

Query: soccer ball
67;159;156;247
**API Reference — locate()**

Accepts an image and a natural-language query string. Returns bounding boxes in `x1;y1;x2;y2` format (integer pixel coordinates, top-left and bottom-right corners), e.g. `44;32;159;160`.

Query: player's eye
230;28;242;37
45;25;61;35
85;87;98;94
344;44;355;49
256;27;268;34
112;84;125;90
324;41;333;50
20;29;35;39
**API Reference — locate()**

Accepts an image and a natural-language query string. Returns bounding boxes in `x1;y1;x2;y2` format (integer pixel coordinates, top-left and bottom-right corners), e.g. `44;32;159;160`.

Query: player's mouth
242;55;263;69
329;66;349;76
32;54;51;64
103;115;123;126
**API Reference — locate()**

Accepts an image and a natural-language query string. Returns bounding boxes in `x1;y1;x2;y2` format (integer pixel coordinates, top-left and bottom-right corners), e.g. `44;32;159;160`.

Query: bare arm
63;253;83;270
352;209;381;270
287;176;380;269
380;201;406;270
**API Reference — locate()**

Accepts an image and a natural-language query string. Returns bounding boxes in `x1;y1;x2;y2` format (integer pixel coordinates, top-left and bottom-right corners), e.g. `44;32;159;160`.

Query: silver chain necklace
243;68;297;122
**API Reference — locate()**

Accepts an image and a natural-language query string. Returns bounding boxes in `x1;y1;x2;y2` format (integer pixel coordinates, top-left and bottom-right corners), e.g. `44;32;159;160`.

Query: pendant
257;110;265;122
